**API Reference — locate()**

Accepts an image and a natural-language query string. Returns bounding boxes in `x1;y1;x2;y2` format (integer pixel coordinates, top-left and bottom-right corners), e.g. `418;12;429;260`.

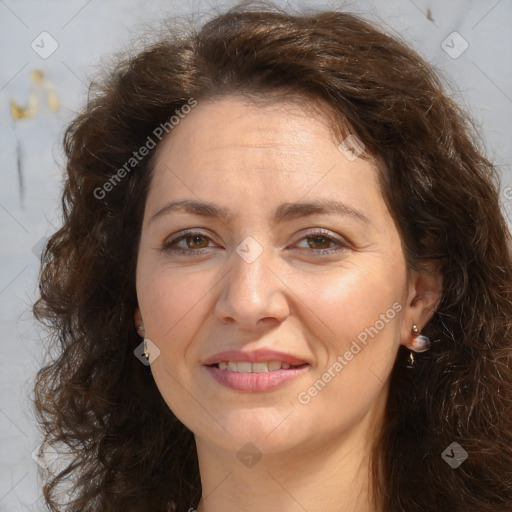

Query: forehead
162;96;342;153
146;97;385;222
152;97;370;174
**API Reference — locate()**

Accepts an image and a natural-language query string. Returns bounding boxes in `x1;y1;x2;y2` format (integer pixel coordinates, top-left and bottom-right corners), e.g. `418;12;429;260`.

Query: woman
33;3;512;511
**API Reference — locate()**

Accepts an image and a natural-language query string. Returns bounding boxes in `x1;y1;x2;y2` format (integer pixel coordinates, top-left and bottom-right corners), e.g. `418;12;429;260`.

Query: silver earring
143;338;150;363
410;324;431;353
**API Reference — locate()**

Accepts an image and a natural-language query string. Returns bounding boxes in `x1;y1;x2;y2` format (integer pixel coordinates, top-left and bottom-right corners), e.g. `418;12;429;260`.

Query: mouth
208;360;308;373
203;350;310;392
202;349;310;391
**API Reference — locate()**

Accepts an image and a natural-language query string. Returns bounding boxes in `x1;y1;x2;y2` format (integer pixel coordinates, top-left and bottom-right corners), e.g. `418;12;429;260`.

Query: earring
143;338;150;363
410;324;431;353
406;325;431;368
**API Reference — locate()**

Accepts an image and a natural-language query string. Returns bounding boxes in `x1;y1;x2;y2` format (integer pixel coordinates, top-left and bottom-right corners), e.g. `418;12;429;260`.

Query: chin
192;406;316;456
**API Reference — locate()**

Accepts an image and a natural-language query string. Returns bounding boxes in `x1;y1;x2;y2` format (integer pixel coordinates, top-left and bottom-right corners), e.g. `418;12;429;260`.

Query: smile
213;360;304;372
205;361;309;392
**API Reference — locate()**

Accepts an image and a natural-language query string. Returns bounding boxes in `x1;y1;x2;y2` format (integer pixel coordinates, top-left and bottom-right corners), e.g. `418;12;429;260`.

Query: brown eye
294;230;349;256
184;235;210;249
306;235;335;250
161;231;215;254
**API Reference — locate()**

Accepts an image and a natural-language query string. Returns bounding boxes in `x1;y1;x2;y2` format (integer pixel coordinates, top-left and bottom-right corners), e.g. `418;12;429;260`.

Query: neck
194;405;384;512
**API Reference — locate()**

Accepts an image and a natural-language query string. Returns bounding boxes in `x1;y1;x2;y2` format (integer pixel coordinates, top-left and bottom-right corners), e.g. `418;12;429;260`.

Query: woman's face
135;97;426;456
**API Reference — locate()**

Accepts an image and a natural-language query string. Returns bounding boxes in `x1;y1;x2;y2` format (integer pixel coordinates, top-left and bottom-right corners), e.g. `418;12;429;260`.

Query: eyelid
161;228;215;253
161;228;350;255
291;228;350;251
293;227;346;243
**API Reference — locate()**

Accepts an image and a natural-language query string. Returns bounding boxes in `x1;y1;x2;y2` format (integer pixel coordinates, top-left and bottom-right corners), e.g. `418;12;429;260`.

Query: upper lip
202;349;308;366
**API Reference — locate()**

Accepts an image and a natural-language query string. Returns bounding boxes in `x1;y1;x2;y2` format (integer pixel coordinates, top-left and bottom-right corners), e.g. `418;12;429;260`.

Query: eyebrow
149;198;370;225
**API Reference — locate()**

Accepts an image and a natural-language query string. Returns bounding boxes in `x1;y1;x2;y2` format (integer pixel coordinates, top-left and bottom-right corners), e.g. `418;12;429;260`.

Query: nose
213;243;290;329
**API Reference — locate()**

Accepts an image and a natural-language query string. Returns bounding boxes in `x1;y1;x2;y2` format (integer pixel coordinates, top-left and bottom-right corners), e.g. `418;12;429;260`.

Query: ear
400;262;443;348
134;306;145;338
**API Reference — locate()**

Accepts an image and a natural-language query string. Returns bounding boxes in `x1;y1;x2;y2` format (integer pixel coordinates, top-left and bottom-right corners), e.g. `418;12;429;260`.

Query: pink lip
202;349;310;392
204;365;309;392
202;349;307;366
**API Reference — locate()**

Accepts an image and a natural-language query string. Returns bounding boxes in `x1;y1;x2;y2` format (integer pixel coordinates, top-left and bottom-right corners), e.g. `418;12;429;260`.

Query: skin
134;97;442;512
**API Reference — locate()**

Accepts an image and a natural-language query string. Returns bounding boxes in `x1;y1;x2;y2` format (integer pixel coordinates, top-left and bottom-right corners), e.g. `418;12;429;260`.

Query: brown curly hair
33;2;512;511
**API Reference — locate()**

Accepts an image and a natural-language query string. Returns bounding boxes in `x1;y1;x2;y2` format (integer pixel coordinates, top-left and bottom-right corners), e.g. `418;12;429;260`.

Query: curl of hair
34;3;512;511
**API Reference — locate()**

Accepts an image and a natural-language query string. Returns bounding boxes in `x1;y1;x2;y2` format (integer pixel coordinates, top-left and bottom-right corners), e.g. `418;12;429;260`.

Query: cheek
136;262;219;365
290;287;402;435
136;267;210;420
293;257;404;341
295;257;405;394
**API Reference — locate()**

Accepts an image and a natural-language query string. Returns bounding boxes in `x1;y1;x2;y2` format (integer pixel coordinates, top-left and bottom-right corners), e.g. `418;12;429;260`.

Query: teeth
268;360;282;371
237;362;252;373
252;362;269;373
216;360;297;373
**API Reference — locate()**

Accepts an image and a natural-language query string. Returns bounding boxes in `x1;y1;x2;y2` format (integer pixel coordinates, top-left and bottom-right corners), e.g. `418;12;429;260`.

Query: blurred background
0;0;511;509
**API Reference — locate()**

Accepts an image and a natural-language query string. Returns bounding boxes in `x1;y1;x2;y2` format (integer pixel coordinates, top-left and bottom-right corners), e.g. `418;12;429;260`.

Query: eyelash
161;229;349;256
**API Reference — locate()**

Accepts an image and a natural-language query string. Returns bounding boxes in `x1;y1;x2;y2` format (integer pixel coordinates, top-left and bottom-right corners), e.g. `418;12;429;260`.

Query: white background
1;0;511;509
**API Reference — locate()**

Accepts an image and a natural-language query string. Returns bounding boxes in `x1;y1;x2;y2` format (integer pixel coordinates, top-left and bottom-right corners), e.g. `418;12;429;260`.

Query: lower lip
205;365;309;392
